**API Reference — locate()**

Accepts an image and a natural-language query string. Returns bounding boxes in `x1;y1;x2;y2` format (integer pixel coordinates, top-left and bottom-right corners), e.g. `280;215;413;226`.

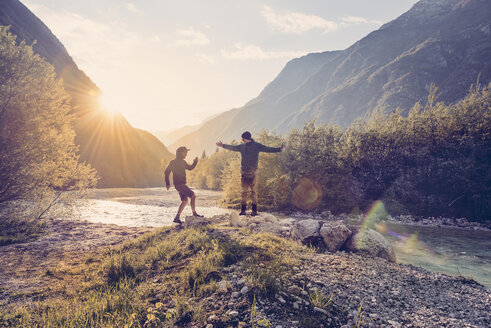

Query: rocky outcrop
226;213;396;262
343;228;397;262
319;222;352;253
292;219;321;243
230;212;296;237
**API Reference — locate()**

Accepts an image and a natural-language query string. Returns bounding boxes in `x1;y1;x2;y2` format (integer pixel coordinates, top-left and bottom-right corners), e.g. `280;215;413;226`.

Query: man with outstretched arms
165;146;203;224
216;131;283;216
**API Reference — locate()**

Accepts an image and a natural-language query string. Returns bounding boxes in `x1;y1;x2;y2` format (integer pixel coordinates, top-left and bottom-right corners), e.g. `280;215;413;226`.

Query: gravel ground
194;240;490;328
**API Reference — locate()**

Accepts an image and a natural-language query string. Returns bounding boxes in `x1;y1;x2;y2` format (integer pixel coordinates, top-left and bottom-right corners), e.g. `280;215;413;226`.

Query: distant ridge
172;0;491;156
0;0;173;187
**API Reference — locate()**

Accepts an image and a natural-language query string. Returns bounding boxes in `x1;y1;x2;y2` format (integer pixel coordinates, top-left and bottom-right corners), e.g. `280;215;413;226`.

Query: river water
382;223;491;290
75;188;491;290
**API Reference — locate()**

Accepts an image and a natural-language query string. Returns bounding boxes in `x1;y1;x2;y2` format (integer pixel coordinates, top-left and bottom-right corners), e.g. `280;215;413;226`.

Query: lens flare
353;200;389;248
360;200;387;232
292;178;322;210
386;228;447;266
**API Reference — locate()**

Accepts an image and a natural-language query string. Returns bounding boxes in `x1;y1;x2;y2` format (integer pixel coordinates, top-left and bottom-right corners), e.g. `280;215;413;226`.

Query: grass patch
239;231;308;296
309;289;334;310
0;279;140;328
1;224;312;327
0;225;249;327
0;217;46;245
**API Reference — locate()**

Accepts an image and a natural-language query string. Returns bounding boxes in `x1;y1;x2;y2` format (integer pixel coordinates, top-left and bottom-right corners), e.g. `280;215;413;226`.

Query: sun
98;93;119;115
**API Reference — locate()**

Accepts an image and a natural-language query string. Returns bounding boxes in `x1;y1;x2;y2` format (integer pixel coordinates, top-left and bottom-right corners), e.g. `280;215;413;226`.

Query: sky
24;0;419;132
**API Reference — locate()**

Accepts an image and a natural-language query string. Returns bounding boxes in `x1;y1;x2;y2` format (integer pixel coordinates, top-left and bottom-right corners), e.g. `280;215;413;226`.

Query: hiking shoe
193;212;204;217
239;204;247;215
173;217;182;224
251;204;258;216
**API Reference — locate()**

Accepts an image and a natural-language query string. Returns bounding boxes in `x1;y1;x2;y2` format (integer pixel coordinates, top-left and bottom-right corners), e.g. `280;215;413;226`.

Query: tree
0;26;97;219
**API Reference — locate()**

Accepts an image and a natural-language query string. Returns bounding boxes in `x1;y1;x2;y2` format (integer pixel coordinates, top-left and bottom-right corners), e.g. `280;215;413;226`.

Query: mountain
172;0;491;155
0;0;173;187
154;125;201;150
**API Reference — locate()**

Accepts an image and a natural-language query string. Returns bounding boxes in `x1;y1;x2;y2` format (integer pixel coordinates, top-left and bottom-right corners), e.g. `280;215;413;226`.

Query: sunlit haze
24;0;418;132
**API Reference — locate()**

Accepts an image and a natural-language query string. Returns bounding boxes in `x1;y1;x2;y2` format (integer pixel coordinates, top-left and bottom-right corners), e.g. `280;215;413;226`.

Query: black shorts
175;184;195;201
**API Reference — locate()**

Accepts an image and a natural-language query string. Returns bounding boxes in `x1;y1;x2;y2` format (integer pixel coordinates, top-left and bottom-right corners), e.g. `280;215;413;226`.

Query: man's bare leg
174;199;188;223
190;195;203;217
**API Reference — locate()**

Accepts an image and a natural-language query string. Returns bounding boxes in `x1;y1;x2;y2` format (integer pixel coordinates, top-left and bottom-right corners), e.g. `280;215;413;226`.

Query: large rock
319;223;352;253
278;218;296;237
250;214;281;234
185;215;227;228
230;212;281;231
293;219;321;243
230;212;247;227
229;213;295;236
343;228;396;262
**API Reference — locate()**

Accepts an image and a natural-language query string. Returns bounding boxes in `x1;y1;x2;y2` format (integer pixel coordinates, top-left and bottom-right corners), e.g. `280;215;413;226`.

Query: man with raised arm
165;146;203;224
216;131;283;216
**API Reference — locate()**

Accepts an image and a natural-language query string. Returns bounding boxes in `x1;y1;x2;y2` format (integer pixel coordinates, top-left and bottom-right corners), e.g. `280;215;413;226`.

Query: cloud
220;43;307;61
261;5;338;34
23;1;143;69
174;27;210;46
342;16;383;26
196;53;217;64
342;16;369;24
125;3;143;15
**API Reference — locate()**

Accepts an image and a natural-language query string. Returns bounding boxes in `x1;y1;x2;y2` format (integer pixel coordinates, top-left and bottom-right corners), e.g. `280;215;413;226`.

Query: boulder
293;219;321;243
229;212;250;227
184;216;213;227
255;213;279;224
252;221;282;234
319;223;352;252
343;228;396;262
279;218;296;226
185;214;227;228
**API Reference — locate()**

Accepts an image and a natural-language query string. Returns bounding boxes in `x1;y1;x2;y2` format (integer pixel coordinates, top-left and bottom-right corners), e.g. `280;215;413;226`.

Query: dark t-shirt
164;158;197;186
222;139;281;171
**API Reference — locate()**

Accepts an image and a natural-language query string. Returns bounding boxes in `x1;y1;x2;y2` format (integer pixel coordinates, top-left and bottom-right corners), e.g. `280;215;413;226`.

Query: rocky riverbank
276;211;491;232
177;214;490;328
197;249;490;327
1;214;489;327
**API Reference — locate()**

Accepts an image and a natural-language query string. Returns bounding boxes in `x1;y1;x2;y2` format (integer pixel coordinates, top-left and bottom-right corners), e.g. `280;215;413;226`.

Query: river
75;188;491;290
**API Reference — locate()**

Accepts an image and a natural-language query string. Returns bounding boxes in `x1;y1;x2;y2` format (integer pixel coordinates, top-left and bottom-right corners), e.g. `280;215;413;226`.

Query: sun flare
98;93;119;115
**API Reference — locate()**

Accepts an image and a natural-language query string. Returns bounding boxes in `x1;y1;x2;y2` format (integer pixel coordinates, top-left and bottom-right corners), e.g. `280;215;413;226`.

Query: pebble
240;286;250;294
313;307;328;315
228;310;239;317
218;280;229;292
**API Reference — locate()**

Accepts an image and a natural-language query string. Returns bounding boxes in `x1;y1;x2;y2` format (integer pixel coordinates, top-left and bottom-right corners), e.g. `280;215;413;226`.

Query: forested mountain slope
0;0;173;187
172;0;491;155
